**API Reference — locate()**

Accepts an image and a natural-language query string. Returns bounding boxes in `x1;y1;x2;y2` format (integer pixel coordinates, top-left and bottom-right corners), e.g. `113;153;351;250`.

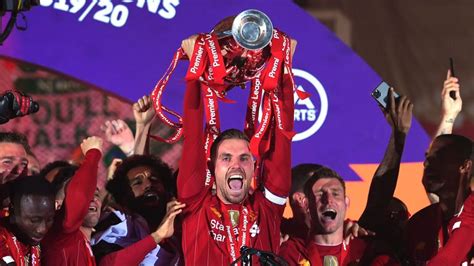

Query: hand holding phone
371;81;413;133
449;58;457;100
441;64;462;119
371;81;400;109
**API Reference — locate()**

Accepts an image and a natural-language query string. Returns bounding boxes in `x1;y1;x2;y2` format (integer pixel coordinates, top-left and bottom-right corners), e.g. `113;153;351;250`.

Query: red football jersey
178;74;293;265
279;236;368;266
41;149;101;266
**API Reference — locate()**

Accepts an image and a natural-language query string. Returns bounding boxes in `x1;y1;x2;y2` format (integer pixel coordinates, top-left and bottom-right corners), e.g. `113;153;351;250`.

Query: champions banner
0;0;430;218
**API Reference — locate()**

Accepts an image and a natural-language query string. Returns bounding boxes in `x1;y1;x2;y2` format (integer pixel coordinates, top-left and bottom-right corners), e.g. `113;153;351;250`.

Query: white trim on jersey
264;187;287;205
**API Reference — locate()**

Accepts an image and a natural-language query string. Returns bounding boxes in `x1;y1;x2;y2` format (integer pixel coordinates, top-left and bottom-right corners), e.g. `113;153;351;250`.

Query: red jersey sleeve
458;192;474;228
427;227;473;266
428;193;474;266
98;235;156;266
62;149;102;233
262;73;293;201
177;80;208;204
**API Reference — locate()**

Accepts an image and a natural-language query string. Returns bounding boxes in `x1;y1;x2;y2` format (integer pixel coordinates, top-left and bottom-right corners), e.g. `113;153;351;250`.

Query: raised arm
177;36;207;201
262;40;297;201
358;89;413;230
62;136;102;233
433;70;461;137
261;74;295;201
133;95;155;155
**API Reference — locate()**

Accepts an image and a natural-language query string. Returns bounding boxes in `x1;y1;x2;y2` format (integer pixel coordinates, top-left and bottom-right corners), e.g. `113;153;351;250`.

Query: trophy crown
232;9;273;50
210;9;273;86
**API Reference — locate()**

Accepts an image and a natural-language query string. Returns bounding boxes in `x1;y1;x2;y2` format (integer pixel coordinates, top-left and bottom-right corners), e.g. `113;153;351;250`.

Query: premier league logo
292;68;328;142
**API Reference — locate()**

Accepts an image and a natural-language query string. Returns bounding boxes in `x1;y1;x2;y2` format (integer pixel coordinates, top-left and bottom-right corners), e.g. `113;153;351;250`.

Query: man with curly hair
92;155;183;265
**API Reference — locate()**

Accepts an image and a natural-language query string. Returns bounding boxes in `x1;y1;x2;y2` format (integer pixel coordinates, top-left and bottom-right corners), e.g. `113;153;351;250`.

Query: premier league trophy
150;9;304;160
207;9;273;86
150;11;298;265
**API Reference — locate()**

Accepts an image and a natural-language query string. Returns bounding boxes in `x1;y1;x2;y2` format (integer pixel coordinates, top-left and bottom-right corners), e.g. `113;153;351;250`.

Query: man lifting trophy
150;9;299;265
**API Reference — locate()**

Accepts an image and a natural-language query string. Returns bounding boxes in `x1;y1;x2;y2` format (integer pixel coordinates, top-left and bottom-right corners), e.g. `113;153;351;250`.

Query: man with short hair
422;134;472;220
0;132;30;218
280;91;413;265
0;175;55;265
41;136;103;266
0;132;29;185
177;70;294;264
406;134;473;264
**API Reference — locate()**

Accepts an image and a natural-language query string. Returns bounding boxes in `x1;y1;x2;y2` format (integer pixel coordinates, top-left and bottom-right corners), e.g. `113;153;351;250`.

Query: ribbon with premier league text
149;28;306;187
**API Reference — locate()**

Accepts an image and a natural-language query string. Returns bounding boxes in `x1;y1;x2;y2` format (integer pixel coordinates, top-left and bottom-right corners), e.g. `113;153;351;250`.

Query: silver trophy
212;9;274;85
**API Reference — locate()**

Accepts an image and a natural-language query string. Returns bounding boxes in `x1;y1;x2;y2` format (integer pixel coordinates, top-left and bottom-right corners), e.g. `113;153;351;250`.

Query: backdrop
0;0;430;218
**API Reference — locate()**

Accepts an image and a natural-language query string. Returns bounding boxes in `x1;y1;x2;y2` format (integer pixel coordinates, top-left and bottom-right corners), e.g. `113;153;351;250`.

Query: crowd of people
0;45;473;266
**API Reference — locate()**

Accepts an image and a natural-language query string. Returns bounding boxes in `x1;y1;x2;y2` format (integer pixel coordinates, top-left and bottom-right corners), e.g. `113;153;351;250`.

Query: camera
0;90;39;124
372;89;381;98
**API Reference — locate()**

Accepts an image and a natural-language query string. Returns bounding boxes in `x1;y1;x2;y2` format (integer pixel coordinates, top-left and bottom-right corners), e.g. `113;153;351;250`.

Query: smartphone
449;57;456;77
449;57;457;100
371;81;400;109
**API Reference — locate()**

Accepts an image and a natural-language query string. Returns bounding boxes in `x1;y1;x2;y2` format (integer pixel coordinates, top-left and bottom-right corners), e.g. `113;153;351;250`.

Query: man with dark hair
106;155;175;230
41;136;103;266
177;65;294;264
0;175;55;265
423;134;472;220
0;132;29;185
303;167;348;247
406;133;473;264
280;90;413;265
92;154;183;265
0;132;30;218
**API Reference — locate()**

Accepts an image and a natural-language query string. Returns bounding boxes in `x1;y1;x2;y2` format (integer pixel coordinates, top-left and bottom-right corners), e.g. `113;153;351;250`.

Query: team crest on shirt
298;259;310;266
249;222;260;237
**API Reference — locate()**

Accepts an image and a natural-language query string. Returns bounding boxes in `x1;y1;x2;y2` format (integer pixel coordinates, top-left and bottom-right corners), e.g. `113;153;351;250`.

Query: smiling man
280;91;414;265
41;136;103;266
